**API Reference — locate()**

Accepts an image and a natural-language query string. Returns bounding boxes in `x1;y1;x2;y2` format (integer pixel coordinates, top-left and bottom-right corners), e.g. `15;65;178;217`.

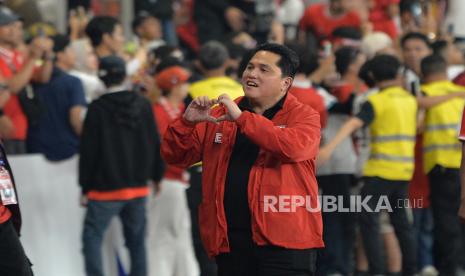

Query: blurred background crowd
1;0;465;275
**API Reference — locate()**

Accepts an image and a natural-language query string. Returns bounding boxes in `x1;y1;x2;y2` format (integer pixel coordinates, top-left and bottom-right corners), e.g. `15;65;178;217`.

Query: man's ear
282;77;293;92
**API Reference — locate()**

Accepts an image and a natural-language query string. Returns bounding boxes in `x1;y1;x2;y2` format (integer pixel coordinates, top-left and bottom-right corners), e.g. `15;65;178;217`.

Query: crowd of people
0;0;465;275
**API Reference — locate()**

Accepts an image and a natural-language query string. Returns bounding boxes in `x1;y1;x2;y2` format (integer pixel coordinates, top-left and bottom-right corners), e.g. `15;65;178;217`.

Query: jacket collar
234;92;299;117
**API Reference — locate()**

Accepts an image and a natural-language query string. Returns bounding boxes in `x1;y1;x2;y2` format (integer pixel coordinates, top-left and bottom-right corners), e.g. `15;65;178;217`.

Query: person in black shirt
79;55;164;276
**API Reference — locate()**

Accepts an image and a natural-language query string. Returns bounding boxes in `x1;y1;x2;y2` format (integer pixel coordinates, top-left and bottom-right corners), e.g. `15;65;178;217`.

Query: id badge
0;167;17;205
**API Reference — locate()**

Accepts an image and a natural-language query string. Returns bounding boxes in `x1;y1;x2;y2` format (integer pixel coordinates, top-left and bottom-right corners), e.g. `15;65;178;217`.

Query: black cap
0;6;19;26
51;34;70;53
98;55;126;86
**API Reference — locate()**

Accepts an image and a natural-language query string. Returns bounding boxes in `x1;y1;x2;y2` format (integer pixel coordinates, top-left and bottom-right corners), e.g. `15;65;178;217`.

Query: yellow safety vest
363;86;417;181
189;76;244;100
421;80;465;173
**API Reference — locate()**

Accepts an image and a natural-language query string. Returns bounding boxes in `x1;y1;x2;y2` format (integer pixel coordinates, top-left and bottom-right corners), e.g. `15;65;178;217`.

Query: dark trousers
412;208;434;271
82;197;147;276
216;231;317;276
316;174;356;276
428;165;463;275
187;166;217;276
360;177;417;275
0;219;33;276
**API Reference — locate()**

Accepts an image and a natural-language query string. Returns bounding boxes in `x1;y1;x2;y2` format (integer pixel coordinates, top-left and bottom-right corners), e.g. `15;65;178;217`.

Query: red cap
155;66;190;91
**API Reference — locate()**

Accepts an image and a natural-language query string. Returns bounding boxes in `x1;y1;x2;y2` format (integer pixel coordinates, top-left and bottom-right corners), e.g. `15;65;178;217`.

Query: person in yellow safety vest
318;54;417;275
418;54;465;276
188;41;244;102
185;41;244;276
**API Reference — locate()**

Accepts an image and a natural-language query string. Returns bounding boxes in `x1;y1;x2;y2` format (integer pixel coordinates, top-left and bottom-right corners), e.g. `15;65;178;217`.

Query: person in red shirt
287;44;327;128
368;0;400;39
149;65;200;275
0;7;53;154
153;65;190;183
299;0;361;47
162;43;323;274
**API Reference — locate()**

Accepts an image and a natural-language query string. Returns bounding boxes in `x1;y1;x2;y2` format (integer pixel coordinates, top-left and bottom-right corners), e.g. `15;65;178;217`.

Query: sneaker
421;266;438;276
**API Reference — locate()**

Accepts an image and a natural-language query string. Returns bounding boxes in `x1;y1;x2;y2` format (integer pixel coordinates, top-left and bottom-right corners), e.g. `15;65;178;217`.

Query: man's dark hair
358;59;376;88
51;34;70;53
225;42;247;61
286;43;319;76
367;54;402;82
431;40;448;57
243;43;300;78
421;54;447;77
335;46;360;76
85;16;120;47
198;41;230;70
400;32;431;49
332;26;363;40
151;45;179;61
400;0;420;15
132;11;158;36
237;49;254;79
155;56;185;74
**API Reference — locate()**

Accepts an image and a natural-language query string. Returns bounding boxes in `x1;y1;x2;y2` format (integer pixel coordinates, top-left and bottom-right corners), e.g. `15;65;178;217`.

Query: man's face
330;0;345;15
140;17;161;41
105;24;125;54
172;82;189;100
241;50;291;100
0;22;16;46
12;21;23;46
402;38;431;72
58;46;76;70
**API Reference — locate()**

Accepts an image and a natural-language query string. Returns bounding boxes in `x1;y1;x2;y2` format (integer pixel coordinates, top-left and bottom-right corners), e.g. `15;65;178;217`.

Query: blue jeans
412;208;434;270
82;197;147;276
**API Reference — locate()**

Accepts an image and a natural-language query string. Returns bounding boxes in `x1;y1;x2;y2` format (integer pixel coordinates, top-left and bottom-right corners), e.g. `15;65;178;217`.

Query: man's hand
0;90;10;109
183;96;219;124
216;94;242;122
316;146;333;167
153;181;161;197
80;195;88;207
29;37;53;59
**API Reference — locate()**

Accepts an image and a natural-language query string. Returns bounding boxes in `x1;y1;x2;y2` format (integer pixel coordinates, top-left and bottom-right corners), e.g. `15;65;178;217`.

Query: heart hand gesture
183;96;219;124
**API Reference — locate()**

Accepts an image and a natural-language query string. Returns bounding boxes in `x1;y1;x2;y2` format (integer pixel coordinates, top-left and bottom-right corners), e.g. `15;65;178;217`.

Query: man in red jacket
162;43;323;275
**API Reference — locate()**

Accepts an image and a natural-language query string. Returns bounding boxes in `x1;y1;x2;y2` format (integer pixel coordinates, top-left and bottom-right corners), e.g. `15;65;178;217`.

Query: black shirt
223;94;286;231
356;101;375;126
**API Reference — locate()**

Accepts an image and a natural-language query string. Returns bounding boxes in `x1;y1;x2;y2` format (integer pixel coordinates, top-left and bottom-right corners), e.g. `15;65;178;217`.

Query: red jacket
161;94;324;257
289;86;327;128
